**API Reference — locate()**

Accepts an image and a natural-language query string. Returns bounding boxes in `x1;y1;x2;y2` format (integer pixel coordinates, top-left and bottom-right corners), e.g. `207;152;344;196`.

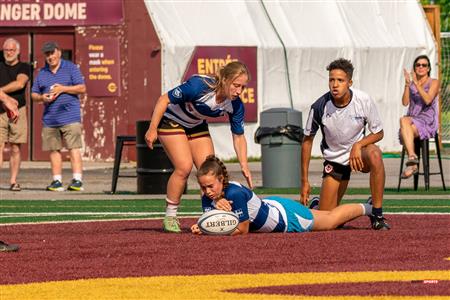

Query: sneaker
67;179;84;191
366;197;390;230
46;180;64;191
309;196;320;210
0;240;19;252
9;183;21;191
369;214;391;230
163;216;181;233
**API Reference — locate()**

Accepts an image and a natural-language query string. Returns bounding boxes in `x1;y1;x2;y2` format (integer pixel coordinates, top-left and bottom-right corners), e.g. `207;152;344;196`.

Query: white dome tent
144;0;437;159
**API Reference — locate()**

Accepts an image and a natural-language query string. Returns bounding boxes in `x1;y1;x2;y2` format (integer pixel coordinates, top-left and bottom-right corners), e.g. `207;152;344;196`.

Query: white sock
360;203;372;216
165;198;179;217
73;173;82;181
53;175;62;182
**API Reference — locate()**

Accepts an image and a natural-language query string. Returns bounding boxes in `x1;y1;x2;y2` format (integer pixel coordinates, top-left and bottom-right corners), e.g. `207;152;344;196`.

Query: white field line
0;212;448;227
0;211;449;219
0;212;200;217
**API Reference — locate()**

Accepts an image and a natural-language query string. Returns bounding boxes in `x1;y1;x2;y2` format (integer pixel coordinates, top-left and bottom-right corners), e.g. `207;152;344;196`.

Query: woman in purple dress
400;55;439;178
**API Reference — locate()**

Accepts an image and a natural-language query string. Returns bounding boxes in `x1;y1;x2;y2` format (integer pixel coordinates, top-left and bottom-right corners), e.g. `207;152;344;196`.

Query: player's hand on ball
215;198;232;211
191;223;202;235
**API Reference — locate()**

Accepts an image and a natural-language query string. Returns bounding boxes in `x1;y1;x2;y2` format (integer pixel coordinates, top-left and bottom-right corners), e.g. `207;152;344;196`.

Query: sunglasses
415;63;429;68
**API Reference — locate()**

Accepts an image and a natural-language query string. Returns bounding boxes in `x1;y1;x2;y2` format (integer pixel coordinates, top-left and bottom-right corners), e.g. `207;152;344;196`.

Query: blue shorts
264;196;314;232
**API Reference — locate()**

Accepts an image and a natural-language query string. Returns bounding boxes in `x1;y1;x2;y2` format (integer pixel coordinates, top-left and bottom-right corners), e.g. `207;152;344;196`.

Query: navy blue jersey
166;75;245;134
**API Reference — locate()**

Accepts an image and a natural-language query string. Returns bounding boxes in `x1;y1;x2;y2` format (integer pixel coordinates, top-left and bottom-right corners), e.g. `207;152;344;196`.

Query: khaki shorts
42;122;83;151
0;106;28;144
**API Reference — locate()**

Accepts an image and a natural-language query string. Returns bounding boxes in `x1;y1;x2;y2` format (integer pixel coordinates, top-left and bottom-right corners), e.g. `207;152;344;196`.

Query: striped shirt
32;59;85;127
166;75;245;134
202;182;287;233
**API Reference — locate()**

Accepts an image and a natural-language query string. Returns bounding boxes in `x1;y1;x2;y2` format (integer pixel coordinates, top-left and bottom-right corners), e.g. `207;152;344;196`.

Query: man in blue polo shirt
31;41;86;191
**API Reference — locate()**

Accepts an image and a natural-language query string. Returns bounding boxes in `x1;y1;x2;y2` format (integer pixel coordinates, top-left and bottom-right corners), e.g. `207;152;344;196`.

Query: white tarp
144;0;437;159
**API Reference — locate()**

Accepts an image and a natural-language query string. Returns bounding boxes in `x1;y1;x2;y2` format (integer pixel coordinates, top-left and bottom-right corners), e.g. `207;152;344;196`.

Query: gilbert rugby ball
197;210;239;236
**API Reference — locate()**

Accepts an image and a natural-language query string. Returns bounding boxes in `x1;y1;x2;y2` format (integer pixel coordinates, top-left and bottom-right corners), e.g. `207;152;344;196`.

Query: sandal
401;165;418;179
406;155;419;166
9;183;21;191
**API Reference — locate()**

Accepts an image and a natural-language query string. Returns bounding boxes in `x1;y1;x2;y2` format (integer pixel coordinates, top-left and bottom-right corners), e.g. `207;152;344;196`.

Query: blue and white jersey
201;182;314;233
166;75;245;134
303;88;383;165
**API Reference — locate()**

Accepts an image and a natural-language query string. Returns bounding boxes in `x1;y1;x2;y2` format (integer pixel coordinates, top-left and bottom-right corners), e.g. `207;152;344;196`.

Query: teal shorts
264;196;314;232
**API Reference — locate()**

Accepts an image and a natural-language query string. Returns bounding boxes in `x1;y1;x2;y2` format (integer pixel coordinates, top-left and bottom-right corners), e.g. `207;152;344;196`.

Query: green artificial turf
0;197;448;224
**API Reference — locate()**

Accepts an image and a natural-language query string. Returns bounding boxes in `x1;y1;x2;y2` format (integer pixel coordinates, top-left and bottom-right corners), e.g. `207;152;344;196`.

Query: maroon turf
230;281;450;296
1;215;449;287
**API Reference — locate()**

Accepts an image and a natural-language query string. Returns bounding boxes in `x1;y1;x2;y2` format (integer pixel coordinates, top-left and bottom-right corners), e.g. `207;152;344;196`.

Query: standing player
300;58;390;230
145;61;253;233
0;38;30;191
191;155;374;235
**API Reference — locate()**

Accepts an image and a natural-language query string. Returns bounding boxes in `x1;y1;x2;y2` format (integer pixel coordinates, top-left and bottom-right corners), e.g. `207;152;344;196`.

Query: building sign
79;38;121;97
0;0;123;26
183;46;257;123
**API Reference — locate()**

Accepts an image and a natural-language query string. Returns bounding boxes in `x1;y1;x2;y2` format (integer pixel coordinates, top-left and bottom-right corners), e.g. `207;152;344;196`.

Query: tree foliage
421;0;450;32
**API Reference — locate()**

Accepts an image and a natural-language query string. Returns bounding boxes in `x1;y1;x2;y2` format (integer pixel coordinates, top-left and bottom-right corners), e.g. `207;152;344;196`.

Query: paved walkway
0;158;448;200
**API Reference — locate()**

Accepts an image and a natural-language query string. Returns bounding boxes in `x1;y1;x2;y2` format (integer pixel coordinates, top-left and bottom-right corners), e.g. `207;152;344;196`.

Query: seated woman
191;155;383;236
399;55;439;178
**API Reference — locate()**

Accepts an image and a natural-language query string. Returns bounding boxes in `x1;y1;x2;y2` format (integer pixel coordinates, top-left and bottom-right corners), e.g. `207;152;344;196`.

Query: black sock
372;207;383;218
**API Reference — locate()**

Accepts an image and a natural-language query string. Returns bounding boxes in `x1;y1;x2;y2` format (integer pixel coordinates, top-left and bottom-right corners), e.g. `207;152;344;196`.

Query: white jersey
304;88;383;165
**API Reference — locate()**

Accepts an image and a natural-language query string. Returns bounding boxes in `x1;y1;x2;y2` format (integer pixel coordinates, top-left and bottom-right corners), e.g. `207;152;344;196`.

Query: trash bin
254;108;303;188
136;120;173;194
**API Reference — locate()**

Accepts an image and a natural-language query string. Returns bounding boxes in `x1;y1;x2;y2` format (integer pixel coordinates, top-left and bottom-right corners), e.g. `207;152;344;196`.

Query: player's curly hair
327;58;354;79
197;155;230;191
205;61;250;94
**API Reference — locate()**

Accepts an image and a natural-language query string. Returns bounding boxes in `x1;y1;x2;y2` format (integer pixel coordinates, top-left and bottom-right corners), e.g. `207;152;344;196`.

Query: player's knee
369;147;382;163
174;163;193;178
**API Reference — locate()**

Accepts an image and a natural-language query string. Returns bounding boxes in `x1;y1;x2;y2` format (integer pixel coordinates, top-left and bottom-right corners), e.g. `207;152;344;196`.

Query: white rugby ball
197;210;239;236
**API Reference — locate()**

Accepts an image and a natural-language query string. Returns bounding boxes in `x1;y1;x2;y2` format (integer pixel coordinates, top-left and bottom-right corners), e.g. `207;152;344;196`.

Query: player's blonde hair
206;61;250;94
197;155;230;191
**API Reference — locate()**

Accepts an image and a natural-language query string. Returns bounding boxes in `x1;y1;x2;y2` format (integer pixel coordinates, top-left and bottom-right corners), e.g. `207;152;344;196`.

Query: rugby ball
197;210;239;236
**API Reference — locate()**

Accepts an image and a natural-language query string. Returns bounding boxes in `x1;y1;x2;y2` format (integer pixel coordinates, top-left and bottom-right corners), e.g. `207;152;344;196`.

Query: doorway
0;33;76;162
32;34;75;161
0;34;31;162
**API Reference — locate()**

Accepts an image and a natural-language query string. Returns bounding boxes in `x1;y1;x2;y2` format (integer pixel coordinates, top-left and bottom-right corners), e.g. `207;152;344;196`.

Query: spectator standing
0;89;20;252
0;38;30;191
31;41;86;191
